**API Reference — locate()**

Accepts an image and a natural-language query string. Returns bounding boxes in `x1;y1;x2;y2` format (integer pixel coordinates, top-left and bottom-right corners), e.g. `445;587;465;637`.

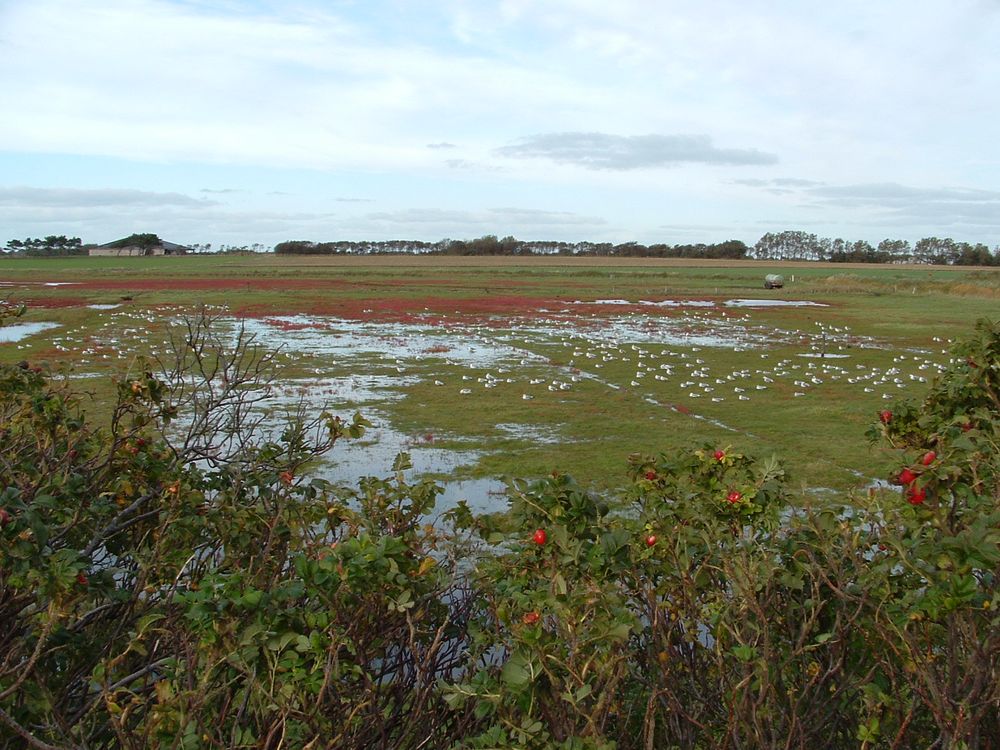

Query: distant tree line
6;231;1000;265
753;231;1000;265
2;235;88;256
275;233;1000;264
164;243;268;254
273;239;439;255
274;236;753;259
0;236;268;257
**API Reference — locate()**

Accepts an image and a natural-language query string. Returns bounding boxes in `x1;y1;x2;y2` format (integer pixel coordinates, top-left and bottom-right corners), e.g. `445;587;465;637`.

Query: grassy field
2;254;998;498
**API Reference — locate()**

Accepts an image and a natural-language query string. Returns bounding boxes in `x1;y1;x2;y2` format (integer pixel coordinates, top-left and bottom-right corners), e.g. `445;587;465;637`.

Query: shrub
1;314;997;749
0;313;474;749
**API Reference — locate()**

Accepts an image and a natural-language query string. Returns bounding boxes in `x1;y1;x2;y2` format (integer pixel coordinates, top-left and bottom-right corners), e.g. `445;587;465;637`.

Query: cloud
0;186;215;208
200;188;242;194
807;183;1000;208
495;132;778;170
738;179;1000;228
2;1;998;246
0;186;337;246
487;207;607;226
0;1;619;172
771;177;825;187
733;177;825;188
364;207;606;227
0;179;609;244
341;206;610;240
444;158;502;172
658;222;746;233
147;209;338;238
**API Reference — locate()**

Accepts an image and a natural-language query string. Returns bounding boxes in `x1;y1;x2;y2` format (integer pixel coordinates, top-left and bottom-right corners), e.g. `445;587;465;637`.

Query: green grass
2;254;997;494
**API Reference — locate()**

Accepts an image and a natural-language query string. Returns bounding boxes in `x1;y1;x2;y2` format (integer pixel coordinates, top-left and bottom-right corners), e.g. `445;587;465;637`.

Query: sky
1;0;999;250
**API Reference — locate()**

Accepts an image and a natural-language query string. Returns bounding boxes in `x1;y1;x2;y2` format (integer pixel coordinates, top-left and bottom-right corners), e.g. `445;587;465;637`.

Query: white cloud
0;0;614;171
1;0;999;246
0;183;612;245
4;0;997;181
737;179;1000;230
0;185;335;245
496;133;777;169
321;206;613;242
362;206;606;228
0;187;215;208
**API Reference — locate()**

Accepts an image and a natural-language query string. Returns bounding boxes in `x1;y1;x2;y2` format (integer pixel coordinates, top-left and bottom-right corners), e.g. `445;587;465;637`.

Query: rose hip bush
1;311;998;749
443;473;636;749
445;320;998;748
0;313;477;749
857;318;1000;748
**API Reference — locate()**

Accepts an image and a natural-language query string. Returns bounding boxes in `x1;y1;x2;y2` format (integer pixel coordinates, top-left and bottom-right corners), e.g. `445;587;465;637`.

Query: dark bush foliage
1;315;997;749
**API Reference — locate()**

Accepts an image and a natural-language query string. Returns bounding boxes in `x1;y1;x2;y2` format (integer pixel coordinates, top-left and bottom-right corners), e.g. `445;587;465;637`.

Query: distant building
89;236;191;257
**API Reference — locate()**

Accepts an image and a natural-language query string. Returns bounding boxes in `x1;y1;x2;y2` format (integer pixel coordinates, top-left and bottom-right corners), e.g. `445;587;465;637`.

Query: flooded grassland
2;256;997;509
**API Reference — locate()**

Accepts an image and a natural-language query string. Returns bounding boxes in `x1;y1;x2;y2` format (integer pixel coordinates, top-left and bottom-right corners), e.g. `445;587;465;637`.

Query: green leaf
501;653;534;688
857;716;880;742
135;613;166;636
607;622;631;641
267;631;299;652
393;589;415;612
553;572;567;597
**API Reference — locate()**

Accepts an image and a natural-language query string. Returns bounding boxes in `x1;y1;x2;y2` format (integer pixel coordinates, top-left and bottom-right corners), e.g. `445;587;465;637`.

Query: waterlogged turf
2;255;997;507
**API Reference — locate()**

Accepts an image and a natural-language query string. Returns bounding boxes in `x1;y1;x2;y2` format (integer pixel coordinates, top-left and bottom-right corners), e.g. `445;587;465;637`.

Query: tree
498;235;524;255
104;233;162;255
711;239;750;259
825;237;848;262
955;242;996;266
914;237;958;265
753;230;823;260
4;236;85;256
849;239;876;262
877;238;911;262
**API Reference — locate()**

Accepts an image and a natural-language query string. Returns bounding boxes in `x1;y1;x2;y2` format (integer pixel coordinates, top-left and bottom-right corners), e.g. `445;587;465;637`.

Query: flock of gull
409;317;951;410
13;308;954;419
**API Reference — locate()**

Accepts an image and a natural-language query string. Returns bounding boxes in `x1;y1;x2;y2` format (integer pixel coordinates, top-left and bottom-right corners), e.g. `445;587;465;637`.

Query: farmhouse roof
159;241;192;252
98;238;193;252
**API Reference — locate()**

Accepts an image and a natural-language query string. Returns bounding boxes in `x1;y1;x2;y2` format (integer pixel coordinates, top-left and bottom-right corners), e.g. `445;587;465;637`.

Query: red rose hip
532;528;547;545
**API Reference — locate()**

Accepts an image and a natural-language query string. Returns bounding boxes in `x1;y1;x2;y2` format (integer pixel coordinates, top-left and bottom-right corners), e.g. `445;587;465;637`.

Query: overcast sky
2;0;999;249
